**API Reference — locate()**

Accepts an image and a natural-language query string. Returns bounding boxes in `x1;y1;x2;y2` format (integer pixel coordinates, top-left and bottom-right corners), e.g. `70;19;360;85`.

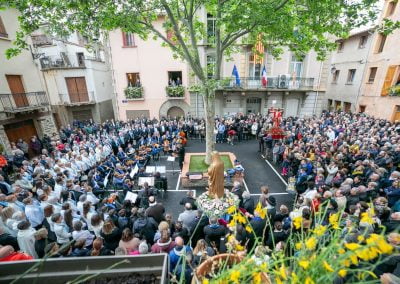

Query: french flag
261;65;268;87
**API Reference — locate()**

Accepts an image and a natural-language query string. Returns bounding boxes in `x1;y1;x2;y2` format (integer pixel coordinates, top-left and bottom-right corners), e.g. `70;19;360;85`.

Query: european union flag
232;64;241;86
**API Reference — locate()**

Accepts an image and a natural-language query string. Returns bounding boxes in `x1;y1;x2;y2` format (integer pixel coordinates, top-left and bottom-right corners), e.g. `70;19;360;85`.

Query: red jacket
0;252;33;262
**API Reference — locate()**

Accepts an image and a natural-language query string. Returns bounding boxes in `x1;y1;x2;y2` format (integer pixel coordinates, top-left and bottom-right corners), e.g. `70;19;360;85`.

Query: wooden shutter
75;77;89;102
4;120;37;144
6;75;28;107
122;32;127;46
0;16;7;37
381;66;397;96
66;77;79;103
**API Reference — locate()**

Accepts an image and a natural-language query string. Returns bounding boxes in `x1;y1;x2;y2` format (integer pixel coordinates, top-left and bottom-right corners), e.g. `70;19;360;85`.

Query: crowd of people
0;112;399;283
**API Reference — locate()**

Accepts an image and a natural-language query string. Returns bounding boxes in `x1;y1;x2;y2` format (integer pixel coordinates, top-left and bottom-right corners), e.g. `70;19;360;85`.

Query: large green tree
2;0;390;163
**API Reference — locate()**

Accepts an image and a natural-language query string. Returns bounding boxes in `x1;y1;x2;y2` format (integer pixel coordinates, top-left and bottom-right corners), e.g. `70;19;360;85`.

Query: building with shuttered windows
0;9;58;154
358;0;400;121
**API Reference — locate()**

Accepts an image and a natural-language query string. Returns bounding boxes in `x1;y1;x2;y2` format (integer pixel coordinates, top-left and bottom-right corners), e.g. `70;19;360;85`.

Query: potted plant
124;86;143;99
166;85;185;97
389;85;400;96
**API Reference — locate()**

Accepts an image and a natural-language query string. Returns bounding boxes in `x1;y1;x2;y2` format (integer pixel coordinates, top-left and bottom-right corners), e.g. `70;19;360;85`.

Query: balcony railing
0;92;49;112
217;76;315;90
59;91;95;105
31;35;53;47
39;53;86;70
166;85;185;98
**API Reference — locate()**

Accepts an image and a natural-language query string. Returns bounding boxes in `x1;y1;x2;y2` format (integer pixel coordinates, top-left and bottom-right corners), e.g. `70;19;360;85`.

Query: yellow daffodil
230;270;241;283
323;261;334;272
254;203;266;219
341;258;351;267
360;211;374;224
313;224;327;236
260;262;268;271
279;265;287;280
291;272;299;283
252;272;262;284
357;235;365;242
376;239;394;254
305;236;317;250
338;248;346;254
292;216;302;229
235;244;245;251
329;213;340;229
227;206;236;214
298;259;310;270
245;225;253;233
305;276;315;284
338;269;347;278
349;253;359;265
345;242;361;251
295;242;302;250
276;277;283;284
202;279;209;284
227;235;235;243
228;219;236;227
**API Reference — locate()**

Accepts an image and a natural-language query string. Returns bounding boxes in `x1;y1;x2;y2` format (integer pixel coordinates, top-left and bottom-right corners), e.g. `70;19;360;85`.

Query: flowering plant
196;189;239;218
200;204;395;284
166;85;185;97
124;86;143;99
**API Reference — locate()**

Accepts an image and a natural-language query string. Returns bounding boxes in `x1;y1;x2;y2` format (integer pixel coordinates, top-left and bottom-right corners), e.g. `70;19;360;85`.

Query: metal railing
217;76;315;90
39;53;86;70
31;34;53;46
0;92;49;112
59;91;95;105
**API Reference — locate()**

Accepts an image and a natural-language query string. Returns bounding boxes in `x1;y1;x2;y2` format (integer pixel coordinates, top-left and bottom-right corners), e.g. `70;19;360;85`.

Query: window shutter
0;16;7;37
381;66;397;96
122;32;127;46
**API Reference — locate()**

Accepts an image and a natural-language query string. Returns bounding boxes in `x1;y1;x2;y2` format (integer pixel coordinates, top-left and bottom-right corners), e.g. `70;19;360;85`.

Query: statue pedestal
196;189;240;218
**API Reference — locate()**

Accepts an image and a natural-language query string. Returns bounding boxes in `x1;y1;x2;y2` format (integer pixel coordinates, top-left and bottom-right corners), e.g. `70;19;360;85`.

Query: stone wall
37;115;58;138
0;125;11;154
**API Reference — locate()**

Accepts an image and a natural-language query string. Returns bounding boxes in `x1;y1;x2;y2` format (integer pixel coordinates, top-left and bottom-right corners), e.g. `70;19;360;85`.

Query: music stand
167;156;176;175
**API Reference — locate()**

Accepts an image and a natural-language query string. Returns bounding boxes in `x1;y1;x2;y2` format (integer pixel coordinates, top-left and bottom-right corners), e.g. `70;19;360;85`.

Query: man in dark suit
203;216;227;249
177;144;185;170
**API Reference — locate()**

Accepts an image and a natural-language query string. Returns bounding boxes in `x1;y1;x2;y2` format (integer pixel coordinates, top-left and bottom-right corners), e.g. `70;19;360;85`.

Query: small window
332;70;340;84
386;1;397;17
346;69;356;84
375;34;387;53
207;13;216;44
359;105;366;113
368;67;378;83
0;16;7;38
337;41;344;52
76;52;85;67
359;35;368;49
207;55;216;79
122;32;135;47
168;71;182;86
127;73;141;87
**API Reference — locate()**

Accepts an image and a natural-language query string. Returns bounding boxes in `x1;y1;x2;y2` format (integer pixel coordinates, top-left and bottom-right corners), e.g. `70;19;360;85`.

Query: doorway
5;75;29;108
246;97;261;114
4;120;38;145
167;106;185;118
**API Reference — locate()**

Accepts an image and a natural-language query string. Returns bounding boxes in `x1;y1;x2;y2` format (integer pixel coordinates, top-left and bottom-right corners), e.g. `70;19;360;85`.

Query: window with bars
122;32;135;47
0;16;7;38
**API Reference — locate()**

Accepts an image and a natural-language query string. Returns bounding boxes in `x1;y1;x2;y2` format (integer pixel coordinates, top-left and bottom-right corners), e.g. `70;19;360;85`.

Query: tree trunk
203;89;215;165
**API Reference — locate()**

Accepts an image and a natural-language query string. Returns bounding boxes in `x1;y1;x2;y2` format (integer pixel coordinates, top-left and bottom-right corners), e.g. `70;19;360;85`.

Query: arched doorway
167;106;185;118
246;97;261;114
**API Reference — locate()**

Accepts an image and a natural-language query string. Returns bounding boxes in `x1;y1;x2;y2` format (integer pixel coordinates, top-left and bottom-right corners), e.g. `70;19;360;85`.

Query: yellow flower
341;258;351;267
260;262;268;271
228;219;236;227
279;265;287;280
357;235;365;242
233;213;246;224
291;272;299;283
338;269;347;278
298;259;310;270
245;225;253;233
295;242;302;250
202;279;209;284
329;213;340;229
252;272;262;284
360;211;374;224
313;224;327;236
276;277;283;284
305;236;317;250
230;270;241;283
349;253;359;265
227;206;236;214
323;261;334;272
227;235;235;243
376;239;394;254
345;242;361;251
292;216;302;229
338;248;346;254
305;277;315;284
254;203;266;219
235;244;244;251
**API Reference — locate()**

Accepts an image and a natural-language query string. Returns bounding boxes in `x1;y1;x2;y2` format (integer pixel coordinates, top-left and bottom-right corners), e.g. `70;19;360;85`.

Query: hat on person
267;196;276;207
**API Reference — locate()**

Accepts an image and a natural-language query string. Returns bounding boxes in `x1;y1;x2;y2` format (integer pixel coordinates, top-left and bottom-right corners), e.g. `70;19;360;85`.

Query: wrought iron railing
0;92;49;112
39;53;86;70
59;91;95;104
217;76;315;90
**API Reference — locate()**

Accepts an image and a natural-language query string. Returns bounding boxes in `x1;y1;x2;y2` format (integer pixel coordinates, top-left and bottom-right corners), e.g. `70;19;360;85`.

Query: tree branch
274;0;290;11
221;24;255;51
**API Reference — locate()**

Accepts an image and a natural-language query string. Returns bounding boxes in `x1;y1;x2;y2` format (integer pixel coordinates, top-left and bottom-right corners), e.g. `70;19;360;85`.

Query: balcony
124;86;144;100
31;35;53;47
39;53;86;70
59;91;95;106
217;76;315;91
166;85;185;99
0;92;49;113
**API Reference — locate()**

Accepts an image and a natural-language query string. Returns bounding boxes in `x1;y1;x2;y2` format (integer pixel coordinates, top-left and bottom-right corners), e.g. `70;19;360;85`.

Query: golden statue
207;151;225;199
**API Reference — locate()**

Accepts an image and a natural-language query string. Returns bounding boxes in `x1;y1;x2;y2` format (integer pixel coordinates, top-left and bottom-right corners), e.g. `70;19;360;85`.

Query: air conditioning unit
278;74;290;89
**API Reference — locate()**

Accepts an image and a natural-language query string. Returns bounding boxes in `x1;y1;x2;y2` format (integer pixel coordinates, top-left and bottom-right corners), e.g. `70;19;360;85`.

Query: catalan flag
254;34;264;65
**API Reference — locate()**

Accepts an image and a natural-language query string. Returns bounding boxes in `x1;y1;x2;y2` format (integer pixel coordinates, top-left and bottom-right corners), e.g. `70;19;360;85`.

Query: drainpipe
313;59;324;115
